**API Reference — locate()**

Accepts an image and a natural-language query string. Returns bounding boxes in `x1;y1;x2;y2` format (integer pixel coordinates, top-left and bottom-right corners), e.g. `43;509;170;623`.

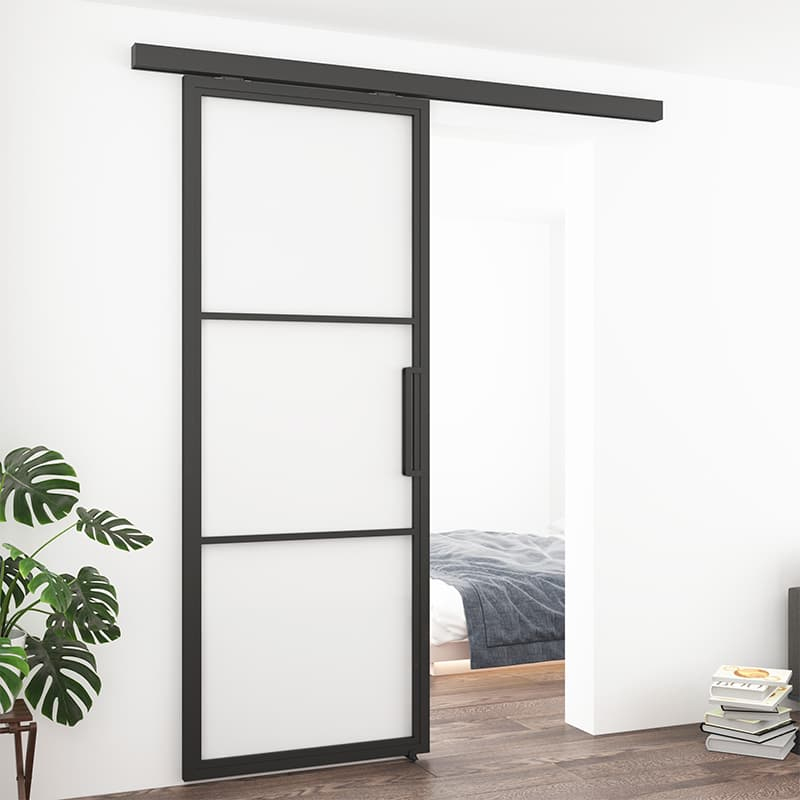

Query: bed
430;529;565;672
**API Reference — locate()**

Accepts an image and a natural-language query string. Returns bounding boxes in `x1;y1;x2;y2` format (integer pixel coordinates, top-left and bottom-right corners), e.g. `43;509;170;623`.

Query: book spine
710;686;770;701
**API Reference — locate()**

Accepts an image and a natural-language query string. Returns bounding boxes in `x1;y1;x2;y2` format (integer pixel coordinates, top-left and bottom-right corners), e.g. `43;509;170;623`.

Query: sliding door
182;76;429;781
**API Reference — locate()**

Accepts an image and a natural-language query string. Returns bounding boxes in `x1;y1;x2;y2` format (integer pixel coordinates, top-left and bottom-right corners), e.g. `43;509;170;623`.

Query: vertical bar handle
403;367;422;477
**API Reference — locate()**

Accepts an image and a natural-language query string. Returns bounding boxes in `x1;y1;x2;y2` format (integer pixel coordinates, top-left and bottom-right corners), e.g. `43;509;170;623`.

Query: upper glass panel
201;96;413;317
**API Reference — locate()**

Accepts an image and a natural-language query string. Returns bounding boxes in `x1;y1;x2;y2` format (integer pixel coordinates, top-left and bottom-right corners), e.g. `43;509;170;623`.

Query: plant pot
8;628;27;708
9;628;26;650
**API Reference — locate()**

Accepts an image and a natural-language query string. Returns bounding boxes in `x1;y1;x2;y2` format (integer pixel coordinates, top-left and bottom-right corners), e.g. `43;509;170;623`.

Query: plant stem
0;520;75;631
31;520;77;558
4;601;42;636
0;558;5;637
0;522;77;636
0;574;16;636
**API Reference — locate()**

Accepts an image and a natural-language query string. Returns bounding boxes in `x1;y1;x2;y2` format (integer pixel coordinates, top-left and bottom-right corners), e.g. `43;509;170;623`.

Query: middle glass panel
201;319;413;536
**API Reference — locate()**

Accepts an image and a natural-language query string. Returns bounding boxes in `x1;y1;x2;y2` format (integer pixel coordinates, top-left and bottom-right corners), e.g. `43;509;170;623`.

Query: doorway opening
427;104;583;715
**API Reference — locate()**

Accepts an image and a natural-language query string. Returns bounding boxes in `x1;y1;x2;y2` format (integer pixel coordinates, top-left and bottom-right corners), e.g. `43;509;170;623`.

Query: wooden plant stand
0;700;37;800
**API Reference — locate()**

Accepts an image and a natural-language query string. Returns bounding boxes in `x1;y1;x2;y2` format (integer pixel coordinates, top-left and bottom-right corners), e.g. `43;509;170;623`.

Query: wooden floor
79;662;800;800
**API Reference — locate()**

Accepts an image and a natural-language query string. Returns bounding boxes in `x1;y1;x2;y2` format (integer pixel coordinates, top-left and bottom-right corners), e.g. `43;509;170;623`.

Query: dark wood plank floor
76;661;800;800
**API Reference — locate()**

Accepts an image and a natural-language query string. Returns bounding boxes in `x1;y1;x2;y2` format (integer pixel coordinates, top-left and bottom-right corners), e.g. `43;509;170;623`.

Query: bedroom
428;114;567;678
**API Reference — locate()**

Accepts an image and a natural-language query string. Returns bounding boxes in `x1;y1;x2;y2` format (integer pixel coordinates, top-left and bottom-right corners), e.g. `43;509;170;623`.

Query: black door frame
182;75;429;782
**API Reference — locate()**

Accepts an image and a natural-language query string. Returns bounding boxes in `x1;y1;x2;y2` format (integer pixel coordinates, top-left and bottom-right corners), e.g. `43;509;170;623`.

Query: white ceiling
99;0;800;87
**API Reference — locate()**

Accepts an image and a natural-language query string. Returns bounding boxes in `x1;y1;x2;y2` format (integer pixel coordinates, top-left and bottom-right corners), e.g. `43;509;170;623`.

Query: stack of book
703;665;797;759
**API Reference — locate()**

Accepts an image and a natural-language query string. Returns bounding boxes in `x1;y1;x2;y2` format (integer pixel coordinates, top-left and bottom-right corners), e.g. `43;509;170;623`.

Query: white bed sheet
430;578;468;646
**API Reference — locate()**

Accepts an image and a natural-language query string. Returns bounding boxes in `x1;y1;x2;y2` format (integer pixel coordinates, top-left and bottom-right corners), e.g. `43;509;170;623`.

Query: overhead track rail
131;43;663;122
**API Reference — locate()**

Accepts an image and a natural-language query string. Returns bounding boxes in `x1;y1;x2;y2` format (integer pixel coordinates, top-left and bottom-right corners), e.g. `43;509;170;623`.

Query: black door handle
402;367;422;477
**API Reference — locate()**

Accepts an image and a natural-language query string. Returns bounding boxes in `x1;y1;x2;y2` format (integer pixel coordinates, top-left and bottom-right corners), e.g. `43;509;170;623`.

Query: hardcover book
709;680;773;702
711;666;792;687
717;704;792;721
704;708;794;734
700;721;797;744
705;731;796;760
708;684;792;711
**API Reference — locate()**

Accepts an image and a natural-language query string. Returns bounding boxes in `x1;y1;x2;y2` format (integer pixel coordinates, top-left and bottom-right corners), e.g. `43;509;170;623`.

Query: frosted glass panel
202;96;412;316
201;537;413;758
202;320;412;535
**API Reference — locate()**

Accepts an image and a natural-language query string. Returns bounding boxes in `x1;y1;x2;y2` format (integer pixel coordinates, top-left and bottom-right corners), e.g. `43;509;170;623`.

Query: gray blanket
430;530;564;669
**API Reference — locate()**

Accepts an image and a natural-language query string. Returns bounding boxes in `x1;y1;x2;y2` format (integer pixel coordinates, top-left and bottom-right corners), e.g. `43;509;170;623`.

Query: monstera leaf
47;567;120;645
25;633;101;726
28;571;72;615
76;508;152;552
2;545;71;614
1;557;28;608
0;447;79;526
0;637;28;712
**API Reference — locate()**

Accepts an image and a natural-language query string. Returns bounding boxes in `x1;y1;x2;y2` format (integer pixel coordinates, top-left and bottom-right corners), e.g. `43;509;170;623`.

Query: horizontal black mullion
202;312;413;325
201;528;414;545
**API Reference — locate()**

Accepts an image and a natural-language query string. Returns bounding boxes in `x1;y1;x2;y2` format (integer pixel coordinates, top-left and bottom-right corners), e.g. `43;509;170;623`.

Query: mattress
430;532;565;647
430;577;468;646
429;529;565;668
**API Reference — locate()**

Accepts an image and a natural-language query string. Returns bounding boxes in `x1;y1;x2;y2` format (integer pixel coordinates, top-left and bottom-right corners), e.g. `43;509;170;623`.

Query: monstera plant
0;446;152;725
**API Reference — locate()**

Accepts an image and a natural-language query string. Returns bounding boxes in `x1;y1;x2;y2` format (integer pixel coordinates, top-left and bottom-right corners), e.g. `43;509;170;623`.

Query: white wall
429;132;565;534
3;1;800;797
592;80;800;731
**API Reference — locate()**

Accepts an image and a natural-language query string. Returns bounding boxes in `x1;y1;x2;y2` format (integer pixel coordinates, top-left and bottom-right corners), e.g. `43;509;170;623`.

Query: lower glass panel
201;536;413;759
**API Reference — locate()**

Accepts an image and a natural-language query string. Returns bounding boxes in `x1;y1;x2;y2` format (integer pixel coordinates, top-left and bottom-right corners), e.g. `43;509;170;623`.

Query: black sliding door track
132;43;663;122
